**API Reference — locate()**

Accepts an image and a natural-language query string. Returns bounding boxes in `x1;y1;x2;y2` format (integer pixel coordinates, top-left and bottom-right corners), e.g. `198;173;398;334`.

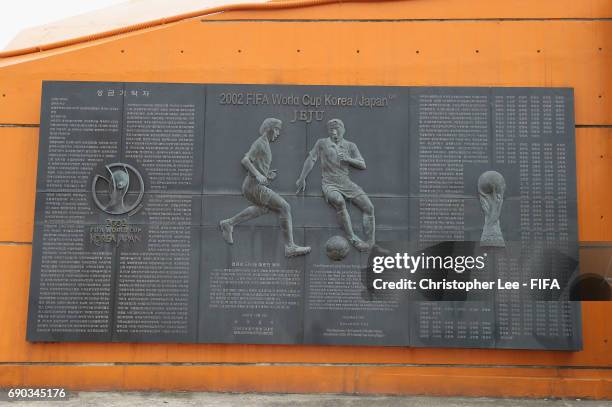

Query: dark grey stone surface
27;223;115;342
492;241;582;350
301;86;411;198
198;226;306;344
123;82;205;193
302;228;412;346
111;224;201;343
203;85;309;196
27;193;202;342
29;81;204;342
36;81;124;193
28;81;581;350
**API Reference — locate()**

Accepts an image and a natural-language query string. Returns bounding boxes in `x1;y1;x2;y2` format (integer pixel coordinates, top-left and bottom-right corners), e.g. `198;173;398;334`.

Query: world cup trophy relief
478;170;506;248
219;118;311;258
296;118;376;257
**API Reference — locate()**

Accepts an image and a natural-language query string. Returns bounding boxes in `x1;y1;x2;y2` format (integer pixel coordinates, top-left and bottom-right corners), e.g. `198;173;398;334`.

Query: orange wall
0;0;611;398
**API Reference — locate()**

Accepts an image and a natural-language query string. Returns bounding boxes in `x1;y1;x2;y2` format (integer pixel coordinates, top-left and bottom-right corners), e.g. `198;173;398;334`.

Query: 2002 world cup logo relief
91;163;144;216
89;163;144;247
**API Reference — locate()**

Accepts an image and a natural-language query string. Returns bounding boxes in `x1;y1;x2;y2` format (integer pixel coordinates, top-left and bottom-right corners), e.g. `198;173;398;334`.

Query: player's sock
363;214;375;247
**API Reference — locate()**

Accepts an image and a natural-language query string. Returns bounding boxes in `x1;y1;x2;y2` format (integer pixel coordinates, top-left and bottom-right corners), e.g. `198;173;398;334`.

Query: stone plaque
199;227;306;344
303;228;411;346
27;81;582;350
28;82;204;342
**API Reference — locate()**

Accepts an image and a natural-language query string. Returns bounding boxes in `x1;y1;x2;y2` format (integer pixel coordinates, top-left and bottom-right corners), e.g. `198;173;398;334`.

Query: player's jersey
308;138;363;186
245;135;272;178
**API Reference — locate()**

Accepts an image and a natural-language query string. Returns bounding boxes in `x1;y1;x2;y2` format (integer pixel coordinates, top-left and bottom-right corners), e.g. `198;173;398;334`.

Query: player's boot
219;219;234;244
285;244;311;257
350;237;371;252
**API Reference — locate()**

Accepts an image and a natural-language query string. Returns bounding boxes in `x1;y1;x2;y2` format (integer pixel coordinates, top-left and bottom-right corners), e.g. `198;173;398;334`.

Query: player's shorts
242;175;275;207
322;178;366;202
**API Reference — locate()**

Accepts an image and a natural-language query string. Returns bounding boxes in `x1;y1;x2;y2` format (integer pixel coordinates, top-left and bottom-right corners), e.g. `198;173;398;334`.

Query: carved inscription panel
27;82;581;350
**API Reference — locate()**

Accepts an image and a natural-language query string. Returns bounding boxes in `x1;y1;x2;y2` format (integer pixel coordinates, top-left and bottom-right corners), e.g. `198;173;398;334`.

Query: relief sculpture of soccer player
220;118;311;258
296;118;375;252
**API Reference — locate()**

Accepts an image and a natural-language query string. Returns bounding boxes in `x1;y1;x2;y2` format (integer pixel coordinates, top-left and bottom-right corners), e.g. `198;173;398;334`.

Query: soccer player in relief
220;118;311;258
296;118;375;252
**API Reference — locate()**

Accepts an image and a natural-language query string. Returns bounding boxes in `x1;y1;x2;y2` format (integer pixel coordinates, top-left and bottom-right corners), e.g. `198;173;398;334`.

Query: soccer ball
325;235;350;261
